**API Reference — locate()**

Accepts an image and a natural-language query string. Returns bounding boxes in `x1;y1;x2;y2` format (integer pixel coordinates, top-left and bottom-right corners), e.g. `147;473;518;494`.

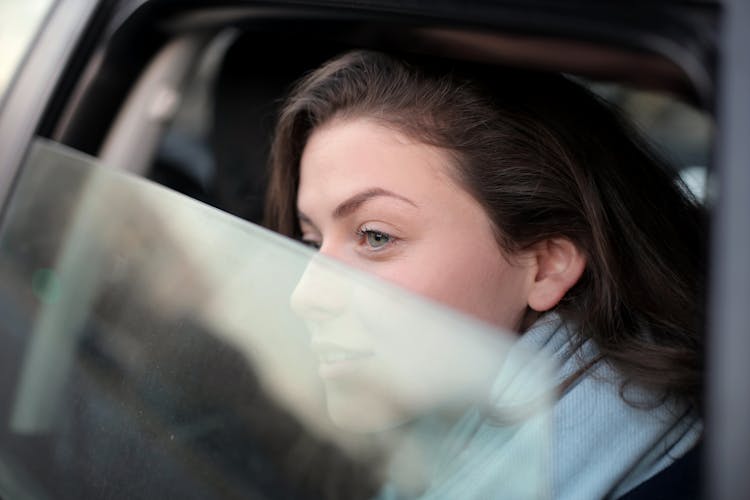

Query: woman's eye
360;229;392;250
301;239;321;250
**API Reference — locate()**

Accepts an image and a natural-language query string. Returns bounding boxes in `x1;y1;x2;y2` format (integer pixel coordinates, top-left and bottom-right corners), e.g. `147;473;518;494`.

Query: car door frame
0;0;102;208
706;0;750;498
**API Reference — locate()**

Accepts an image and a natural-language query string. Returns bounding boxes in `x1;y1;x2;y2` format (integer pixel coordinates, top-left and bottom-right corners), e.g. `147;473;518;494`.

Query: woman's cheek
375;249;463;303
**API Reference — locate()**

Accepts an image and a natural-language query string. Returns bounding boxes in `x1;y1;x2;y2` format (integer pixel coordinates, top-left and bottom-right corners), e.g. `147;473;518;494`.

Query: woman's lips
311;340;375;379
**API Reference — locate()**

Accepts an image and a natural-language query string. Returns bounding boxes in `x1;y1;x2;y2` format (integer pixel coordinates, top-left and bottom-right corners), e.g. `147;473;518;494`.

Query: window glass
0;139;554;499
0;0;55;102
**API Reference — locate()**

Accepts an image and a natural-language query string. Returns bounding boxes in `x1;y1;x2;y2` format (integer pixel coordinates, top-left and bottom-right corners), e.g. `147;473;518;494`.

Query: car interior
52;3;715;215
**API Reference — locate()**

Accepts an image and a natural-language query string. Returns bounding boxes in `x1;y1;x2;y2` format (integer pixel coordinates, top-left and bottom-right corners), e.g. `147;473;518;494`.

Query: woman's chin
323;386;412;433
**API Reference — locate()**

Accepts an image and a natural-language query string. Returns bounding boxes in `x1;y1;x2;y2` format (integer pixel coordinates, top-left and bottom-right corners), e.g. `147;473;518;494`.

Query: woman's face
292;117;535;430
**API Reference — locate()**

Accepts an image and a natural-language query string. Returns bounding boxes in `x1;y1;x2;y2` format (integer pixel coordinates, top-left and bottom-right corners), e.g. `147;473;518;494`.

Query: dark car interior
53;2;716;220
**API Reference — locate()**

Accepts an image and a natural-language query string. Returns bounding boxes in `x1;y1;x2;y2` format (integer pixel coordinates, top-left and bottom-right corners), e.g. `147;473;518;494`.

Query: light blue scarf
379;314;702;499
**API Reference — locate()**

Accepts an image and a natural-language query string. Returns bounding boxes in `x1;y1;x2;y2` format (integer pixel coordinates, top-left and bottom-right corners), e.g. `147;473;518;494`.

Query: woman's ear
527;239;586;312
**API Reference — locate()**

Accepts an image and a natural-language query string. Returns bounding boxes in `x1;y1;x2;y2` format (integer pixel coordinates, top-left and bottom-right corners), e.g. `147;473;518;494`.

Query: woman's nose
290;253;351;322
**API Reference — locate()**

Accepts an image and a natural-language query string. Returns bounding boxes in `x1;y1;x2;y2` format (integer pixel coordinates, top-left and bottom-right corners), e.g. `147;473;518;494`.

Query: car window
140;31;713;234
0;0;55;103
588;83;713;202
0;139;554;499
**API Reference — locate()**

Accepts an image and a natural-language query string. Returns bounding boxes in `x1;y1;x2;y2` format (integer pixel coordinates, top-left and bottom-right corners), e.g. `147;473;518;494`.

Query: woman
263;50;705;498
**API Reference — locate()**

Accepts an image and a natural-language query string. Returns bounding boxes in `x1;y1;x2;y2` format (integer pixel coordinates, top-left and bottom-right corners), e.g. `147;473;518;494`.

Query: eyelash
356;225;395;251
300;238;321;250
298;226;396;252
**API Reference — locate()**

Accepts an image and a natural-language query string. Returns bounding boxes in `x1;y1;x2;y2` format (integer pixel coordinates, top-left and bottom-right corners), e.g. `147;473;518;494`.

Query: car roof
139;0;717;107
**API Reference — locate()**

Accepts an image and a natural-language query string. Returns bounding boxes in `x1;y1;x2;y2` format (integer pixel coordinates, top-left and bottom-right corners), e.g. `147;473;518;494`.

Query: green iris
366;230;390;249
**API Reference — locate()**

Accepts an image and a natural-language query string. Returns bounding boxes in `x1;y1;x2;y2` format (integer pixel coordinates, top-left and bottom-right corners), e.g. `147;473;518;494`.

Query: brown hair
264;50;706;410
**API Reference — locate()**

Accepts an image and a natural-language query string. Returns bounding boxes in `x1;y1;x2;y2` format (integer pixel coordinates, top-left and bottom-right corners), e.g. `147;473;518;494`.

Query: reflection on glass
0;139;554;499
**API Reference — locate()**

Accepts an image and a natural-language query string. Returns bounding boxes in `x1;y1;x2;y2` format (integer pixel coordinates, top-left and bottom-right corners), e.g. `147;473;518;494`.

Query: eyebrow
297;187;418;224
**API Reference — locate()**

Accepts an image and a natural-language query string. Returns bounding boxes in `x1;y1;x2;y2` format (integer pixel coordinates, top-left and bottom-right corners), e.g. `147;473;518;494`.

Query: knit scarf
378;314;702;499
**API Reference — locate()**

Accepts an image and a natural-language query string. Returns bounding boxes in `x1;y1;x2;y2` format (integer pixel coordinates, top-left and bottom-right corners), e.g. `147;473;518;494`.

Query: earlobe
527;239;586;312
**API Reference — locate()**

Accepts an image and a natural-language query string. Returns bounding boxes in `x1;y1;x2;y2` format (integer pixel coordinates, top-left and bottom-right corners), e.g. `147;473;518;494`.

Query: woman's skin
292;117;584;330
290;117;585;430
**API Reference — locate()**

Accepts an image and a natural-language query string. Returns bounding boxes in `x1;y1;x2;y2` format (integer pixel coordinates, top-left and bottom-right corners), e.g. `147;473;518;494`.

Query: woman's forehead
297;117;457;209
